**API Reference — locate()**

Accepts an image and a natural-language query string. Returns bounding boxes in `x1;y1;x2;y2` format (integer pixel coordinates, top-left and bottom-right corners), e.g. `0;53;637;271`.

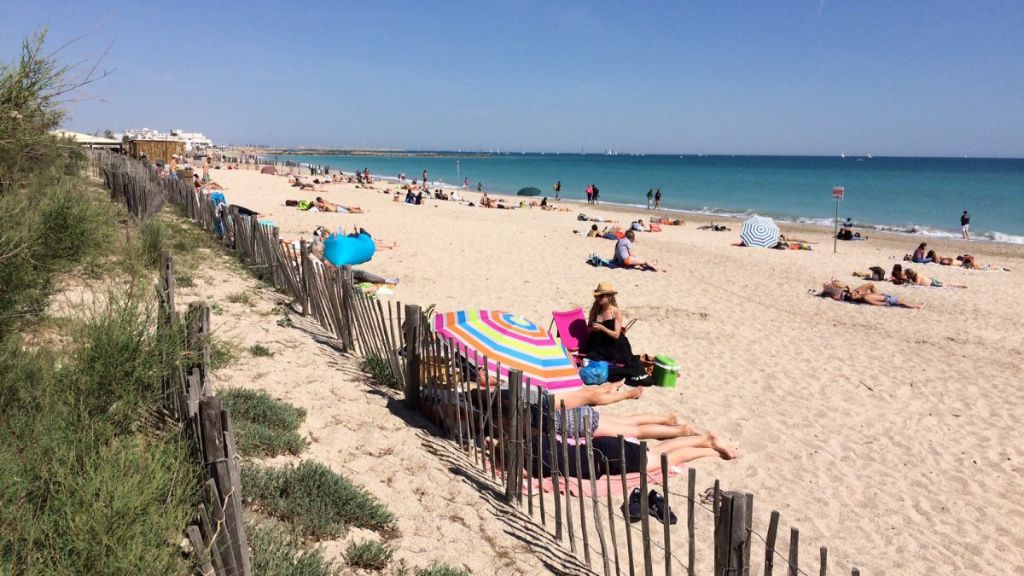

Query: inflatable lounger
324;231;376;266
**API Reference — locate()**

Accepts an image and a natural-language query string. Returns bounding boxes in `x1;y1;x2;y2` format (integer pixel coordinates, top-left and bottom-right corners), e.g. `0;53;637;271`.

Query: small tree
0;29;111;193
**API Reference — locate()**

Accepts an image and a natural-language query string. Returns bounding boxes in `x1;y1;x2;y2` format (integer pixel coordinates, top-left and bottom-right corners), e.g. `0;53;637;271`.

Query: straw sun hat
593;282;617;297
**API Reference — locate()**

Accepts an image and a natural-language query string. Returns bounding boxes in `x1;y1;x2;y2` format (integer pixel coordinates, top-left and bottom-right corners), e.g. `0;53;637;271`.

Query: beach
208;166;1024;575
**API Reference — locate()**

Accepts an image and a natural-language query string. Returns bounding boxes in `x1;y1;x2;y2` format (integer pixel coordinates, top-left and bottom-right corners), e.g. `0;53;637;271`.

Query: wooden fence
91;149;863;576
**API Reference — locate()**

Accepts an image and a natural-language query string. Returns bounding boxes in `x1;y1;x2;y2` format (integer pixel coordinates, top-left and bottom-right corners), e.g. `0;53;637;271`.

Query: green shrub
227;291;255;306
345;540;394;570
242;461;395;539
219;388;307;457
211;339;238;369
361;355;399;389
248;520;340;576
67;289;176;430
417;565;470;576
140;219;166;268
248;343;274;357
0;293;198;574
175;272;195;287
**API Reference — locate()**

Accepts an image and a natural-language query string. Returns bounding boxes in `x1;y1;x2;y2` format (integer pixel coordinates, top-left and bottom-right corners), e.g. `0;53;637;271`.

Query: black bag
608;355;652;386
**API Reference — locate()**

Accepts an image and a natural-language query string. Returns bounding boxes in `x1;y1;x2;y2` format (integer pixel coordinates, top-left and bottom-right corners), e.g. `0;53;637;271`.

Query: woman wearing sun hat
584;282;635;364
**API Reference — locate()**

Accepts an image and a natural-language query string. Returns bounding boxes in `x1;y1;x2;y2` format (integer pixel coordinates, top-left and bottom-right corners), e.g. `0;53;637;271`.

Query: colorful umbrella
433;310;583;393
740;215;780;248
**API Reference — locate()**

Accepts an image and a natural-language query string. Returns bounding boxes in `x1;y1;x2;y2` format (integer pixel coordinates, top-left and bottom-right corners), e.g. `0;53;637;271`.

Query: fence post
299;240;311;316
340;267;355;352
714;491;753;576
403;305;421;410
504;369;522;503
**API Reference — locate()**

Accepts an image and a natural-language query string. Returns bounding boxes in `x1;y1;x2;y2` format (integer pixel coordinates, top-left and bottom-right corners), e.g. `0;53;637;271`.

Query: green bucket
652;355;680;388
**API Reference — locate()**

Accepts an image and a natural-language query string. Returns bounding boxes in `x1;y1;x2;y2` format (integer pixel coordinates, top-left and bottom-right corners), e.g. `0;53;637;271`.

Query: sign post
832;186;845;254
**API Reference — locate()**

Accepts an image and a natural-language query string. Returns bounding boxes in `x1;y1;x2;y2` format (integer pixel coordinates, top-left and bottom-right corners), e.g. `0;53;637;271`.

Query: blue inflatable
209;191;226;206
323;231;376;266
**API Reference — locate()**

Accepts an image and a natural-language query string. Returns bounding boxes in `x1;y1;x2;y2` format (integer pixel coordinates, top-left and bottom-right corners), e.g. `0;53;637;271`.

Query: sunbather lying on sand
904;268;967;288
314;197;364;213
821;280;924;308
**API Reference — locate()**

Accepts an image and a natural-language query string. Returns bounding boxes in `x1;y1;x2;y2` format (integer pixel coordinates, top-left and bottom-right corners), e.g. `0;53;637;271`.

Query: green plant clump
242;460;396;540
219;388;307;458
345;540;394;571
417;564;471;576
248;343;274;358
361;355;399;390
247;520;340;576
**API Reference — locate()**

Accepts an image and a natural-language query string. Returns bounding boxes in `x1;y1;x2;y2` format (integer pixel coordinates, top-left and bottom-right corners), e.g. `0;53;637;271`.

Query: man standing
961;210;970;239
646;188;654;209
592;184;599;204
654;189;662;209
422;169;429;185
553;180;561;200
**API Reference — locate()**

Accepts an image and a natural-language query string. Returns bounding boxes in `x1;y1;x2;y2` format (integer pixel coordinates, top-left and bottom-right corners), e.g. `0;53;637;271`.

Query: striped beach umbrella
740;215;780;248
433;310;584;393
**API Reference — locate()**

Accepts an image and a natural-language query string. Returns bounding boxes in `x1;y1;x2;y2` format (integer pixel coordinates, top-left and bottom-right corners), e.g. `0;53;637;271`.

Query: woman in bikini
904;268;967;289
314;197;364;213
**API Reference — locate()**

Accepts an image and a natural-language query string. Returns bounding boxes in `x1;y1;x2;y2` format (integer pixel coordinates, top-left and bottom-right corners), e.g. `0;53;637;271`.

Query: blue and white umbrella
740;215;780;248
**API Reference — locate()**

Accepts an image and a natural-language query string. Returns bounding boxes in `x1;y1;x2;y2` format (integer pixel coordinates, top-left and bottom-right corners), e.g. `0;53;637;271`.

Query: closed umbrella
433;310;583;393
740;215;780;248
517;187;542;196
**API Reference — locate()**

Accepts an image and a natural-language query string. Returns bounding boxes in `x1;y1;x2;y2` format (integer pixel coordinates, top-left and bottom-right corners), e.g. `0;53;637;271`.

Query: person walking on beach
477;182;482;192
592;185;600;204
586;184;594;204
646;189;654;209
654;189;662;209
464;177;469;190
422;169;429;185
961;210;970;240
554;180;561;200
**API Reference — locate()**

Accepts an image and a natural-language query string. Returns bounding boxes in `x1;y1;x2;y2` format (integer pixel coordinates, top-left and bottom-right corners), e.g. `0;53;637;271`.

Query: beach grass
242;460;396;540
344;540;394;570
247;519;341;576
218;388;307;457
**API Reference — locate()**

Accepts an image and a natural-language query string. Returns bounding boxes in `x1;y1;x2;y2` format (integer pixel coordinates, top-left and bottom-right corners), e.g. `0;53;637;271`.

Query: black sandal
648;489;678;525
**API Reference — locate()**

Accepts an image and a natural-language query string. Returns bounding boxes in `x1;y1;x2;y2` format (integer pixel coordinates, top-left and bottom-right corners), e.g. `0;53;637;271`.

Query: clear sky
2;0;1022;157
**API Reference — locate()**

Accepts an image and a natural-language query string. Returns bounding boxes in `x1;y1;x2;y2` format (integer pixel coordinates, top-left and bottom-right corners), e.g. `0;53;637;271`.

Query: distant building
51;130;122;150
123;127;214;152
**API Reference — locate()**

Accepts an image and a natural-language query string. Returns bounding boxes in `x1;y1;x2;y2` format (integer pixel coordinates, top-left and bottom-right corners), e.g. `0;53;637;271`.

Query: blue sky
2;1;1022;157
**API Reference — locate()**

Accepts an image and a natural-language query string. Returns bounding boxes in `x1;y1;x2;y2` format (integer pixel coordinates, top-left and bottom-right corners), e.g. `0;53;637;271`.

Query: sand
202;165;1024;575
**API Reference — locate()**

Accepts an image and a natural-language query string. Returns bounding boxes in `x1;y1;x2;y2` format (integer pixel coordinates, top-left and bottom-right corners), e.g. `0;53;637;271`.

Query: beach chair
551;308;590;365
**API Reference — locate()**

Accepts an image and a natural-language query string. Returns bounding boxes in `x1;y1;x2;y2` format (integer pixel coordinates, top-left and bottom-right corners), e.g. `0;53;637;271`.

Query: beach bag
579;361;609;385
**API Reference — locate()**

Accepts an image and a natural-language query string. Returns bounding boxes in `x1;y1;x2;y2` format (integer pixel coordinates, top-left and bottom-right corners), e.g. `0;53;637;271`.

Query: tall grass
0;289;199;574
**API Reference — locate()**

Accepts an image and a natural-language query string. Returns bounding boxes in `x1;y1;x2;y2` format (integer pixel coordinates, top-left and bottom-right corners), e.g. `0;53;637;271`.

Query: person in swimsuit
845;282;924;308
314;197;364;213
904;268;967;288
911;242;932;264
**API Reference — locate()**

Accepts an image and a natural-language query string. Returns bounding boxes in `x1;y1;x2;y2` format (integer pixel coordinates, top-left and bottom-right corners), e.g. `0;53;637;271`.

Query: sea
281;153;1024;244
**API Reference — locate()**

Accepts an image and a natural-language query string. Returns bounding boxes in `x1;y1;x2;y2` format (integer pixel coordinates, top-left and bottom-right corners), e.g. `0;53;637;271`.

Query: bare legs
550;383;642;410
593;414;698;440
645;433;739;468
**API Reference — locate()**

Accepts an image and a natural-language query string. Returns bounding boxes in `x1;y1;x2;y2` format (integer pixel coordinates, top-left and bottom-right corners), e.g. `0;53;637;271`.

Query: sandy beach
206;165;1024;575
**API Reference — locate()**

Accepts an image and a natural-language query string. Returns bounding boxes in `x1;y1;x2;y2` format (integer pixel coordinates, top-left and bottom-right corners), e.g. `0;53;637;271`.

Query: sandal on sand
648;490;678;525
621;487;644;523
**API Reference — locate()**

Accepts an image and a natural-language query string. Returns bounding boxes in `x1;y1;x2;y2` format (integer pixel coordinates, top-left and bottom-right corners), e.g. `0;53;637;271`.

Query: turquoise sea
283;153;1024;243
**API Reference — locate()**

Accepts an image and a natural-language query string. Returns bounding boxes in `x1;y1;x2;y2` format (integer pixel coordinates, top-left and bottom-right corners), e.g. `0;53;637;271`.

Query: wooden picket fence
91;149;864;576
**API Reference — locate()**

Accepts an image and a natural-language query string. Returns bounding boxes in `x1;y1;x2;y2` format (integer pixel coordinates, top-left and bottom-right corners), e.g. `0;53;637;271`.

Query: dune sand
203;165;1024;575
